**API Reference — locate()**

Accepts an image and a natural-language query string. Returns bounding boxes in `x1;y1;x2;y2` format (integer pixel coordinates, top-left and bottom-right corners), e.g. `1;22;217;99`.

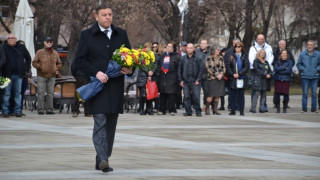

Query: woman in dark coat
250;49;272;113
226;42;249;116
157;42;180;115
205;46;226;115
136;42;157;115
273;49;294;113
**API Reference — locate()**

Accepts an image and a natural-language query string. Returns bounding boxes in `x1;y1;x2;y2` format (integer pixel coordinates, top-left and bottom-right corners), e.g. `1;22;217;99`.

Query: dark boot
146;101;154;115
213;101;221;115
229;110;235;115
275;99;280;113
283;100;288;113
139;97;145;115
205;102;211;115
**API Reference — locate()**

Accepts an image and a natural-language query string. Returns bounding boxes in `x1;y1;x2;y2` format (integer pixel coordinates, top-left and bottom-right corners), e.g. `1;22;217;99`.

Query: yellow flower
120;47;130;53
145;59;150;65
142;52;150;60
149;51;155;62
131;49;140;58
125;55;133;66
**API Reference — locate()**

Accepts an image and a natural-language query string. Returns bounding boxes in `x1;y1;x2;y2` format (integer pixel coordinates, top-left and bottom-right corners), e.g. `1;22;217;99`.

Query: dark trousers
93;113;118;164
230;88;245;112
72;76;90;115
183;82;201;115
201;79;208;104
160;93;176;114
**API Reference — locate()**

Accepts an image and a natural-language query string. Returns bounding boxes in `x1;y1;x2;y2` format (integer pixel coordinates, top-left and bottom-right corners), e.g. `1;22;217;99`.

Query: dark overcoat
73;22;131;114
157;52;180;94
252;59;272;91
226;52;250;89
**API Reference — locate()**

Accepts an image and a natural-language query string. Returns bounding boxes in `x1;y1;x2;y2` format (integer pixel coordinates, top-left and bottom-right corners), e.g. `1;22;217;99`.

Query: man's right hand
180;81;184;88
96;71;109;83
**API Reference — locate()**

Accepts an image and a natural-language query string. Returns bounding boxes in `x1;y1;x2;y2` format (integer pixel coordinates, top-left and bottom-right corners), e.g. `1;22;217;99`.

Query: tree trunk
243;0;255;52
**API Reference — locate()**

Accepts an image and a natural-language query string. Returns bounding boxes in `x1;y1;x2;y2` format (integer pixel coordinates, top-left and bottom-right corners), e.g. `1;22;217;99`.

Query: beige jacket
32;48;62;78
205;55;226;80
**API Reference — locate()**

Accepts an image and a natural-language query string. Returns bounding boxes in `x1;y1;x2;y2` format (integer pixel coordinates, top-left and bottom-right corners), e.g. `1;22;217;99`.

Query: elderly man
32;37;62;115
248;34;274;112
2;34;31;118
296;40;320;113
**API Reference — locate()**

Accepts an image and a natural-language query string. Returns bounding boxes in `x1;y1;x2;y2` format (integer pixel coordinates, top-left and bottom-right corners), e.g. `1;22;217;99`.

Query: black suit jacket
73;22;131;114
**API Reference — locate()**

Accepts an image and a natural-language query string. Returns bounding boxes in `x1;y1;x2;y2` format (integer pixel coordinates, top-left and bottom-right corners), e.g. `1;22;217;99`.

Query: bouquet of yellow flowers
0;76;11;89
112;45;155;70
76;45;156;102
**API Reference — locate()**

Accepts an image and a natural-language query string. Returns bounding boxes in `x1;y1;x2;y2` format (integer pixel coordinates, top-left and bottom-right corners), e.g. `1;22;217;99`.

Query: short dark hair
96;3;112;14
152;42;159;46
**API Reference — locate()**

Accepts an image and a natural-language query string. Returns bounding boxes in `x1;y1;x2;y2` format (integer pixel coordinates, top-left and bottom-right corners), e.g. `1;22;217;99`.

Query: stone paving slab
0;95;319;180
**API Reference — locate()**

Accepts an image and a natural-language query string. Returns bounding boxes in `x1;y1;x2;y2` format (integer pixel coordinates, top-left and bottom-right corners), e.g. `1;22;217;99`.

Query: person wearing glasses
2;34;31;118
226;42;249;116
152;42;158;54
32;37;62;115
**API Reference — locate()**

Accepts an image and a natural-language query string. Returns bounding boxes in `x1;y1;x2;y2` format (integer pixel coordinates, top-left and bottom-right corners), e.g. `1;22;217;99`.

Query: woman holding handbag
136;42;157;115
226;42;249;116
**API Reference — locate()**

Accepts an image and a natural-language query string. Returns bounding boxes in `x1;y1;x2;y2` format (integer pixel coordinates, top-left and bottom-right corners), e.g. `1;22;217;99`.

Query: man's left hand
121;67;133;75
195;81;199;86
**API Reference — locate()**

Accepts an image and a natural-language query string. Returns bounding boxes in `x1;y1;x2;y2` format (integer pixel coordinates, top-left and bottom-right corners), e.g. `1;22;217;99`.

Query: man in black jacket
2;34;31;118
178;43;203;116
73;4;131;173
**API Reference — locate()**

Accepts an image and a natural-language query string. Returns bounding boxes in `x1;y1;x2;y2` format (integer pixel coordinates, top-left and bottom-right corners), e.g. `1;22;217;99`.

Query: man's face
7;35;17;47
95;8;113;29
44;40;53;48
200;40;208;50
181;46;187;52
256;35;265;46
307;42;315;52
186;44;195;54
279;41;286;50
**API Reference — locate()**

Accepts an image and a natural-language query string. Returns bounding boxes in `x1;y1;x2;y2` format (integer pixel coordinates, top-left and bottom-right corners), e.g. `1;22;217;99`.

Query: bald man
248;34;274;112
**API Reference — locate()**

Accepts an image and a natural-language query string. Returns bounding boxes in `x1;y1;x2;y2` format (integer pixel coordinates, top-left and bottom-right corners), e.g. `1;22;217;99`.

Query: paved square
0;95;319;179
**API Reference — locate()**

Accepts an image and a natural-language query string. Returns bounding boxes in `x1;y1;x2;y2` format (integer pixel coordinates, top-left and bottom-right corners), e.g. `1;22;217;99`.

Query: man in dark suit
73;4;132;173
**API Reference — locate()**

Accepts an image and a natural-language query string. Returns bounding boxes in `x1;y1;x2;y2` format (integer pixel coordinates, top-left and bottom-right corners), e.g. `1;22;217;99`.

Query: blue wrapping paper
76;61;121;102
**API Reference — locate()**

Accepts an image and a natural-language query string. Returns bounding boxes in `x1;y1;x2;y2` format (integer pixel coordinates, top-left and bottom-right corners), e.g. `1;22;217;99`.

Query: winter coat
296;50;320;79
195;48;210;80
226;52;250;89
2;42;31;78
248;41;274;69
157;52;180;94
272;48;295;66
274;59;294;82
32;48;62;78
252;59;272;91
206;55;226;80
178;54;203;83
73;22;131;114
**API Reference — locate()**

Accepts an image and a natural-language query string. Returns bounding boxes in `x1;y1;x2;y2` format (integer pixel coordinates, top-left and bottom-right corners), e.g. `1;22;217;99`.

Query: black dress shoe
95;163;113;172
259;110;266;113
229;110;236;115
46;111;55;115
218;107;225;110
196;113;202;117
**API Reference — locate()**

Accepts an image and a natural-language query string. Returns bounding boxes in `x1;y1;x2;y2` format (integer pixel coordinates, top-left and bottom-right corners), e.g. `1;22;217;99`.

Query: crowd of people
1;33;320;118
135;35;320;116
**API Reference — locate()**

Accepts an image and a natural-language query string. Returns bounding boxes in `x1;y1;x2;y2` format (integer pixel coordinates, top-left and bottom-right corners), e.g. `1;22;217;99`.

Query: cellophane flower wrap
0;76;11;89
76;45;156;102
